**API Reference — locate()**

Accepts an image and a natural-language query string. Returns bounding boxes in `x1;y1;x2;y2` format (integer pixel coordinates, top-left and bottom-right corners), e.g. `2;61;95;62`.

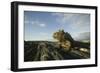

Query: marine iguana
53;29;90;52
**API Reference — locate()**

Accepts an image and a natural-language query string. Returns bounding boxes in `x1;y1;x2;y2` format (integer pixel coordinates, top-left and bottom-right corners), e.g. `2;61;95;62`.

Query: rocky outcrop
24;41;90;61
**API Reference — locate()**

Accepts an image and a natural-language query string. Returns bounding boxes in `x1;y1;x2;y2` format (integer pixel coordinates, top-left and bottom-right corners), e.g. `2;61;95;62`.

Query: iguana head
53;29;72;52
53;29;65;42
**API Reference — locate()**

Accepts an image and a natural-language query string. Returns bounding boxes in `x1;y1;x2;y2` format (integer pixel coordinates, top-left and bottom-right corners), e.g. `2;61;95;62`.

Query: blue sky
24;11;90;41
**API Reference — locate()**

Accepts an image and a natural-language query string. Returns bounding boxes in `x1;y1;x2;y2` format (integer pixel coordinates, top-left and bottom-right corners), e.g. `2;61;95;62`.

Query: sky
24;11;90;41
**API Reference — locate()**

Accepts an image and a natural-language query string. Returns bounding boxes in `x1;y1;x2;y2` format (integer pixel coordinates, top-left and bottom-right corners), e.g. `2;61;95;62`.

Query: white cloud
25;20;46;27
74;32;90;41
38;23;46;27
52;12;90;31
52;13;74;23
